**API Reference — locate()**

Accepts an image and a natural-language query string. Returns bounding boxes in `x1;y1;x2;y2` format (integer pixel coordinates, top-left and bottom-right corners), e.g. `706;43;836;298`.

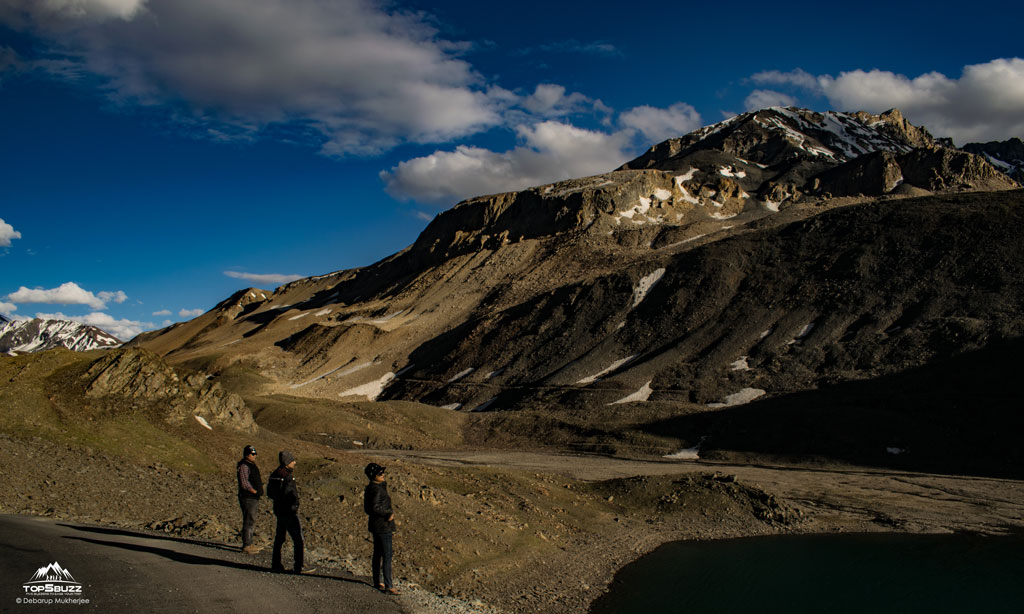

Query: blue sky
1;0;1022;340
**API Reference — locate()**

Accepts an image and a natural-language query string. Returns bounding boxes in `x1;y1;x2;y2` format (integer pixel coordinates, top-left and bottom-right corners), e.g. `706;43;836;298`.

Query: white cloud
224;271;303;285
749;58;1024;144
0;301;16;314
618;102;703;144
381;120;636;205
161;319;172;327
23;0;146;21
178;308;203;318
383;99;706;205
97;290;127;304
0;217;22;246
152;309;171;316
7;281;127;310
520;84;597;118
34;311;151;340
750;68;819;91
2;0;505;155
744;89;797;111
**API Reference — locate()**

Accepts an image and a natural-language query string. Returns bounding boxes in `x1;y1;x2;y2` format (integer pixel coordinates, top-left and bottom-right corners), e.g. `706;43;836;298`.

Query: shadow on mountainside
641;337;1024;479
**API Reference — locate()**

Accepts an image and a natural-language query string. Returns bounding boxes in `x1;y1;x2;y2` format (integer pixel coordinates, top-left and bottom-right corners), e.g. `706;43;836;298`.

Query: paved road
0;515;405;614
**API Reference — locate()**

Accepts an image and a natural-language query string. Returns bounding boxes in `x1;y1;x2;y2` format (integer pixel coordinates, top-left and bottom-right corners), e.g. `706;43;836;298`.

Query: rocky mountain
621;107;1016;203
962;137;1024;183
129;107;1024;475
0;317;122;355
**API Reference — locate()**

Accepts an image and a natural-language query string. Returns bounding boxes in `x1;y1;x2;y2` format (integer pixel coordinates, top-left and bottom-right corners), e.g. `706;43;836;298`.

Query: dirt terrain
2;426;1021;613
3;347;1024;613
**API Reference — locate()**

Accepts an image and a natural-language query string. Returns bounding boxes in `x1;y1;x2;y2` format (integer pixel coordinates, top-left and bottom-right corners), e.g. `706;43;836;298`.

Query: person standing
267;451;313;574
236;445;263;555
363;463;398;594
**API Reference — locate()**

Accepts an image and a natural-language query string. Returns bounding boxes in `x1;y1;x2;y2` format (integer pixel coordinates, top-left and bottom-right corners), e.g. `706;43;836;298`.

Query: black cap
279;450;296;466
364;463;386;479
243;445;257;456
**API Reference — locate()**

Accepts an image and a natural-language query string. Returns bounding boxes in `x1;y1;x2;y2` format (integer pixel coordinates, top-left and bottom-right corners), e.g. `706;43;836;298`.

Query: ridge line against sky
1;0;1022;340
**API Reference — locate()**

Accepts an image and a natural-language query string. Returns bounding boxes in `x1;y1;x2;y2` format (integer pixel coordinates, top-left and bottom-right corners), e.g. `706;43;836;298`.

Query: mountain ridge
126;107;1024;474
0;317;122;355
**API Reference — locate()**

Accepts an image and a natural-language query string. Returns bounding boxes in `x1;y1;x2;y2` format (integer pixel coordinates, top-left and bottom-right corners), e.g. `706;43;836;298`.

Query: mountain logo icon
23;561;84;596
25;561;78;584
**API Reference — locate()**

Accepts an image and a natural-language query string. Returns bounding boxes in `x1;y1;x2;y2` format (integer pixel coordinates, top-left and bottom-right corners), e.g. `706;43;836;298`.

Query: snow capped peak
624;106;937;172
0;318;122;355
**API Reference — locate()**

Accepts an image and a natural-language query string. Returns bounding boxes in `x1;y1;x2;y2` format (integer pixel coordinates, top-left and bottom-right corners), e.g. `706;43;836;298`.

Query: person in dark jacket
363;462;397;594
236;445;263;554
267;451;313;574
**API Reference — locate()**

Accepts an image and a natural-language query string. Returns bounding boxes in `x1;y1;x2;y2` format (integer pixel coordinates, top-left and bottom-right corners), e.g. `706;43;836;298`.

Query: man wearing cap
236;445;263;555
363;462;397;594
267;451;313;574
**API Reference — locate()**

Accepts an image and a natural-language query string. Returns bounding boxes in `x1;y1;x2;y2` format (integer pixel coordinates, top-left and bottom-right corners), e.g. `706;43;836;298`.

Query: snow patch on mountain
447;368;475;383
631;268;666;307
664;442;701;460
708;388;766;407
339;372;395;400
609;380;653;404
577;355;637;385
730;356;750;371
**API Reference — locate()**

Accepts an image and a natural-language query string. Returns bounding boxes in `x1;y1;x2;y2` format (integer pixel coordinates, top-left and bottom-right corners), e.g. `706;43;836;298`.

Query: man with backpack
266;450;314;574
236;445;262;554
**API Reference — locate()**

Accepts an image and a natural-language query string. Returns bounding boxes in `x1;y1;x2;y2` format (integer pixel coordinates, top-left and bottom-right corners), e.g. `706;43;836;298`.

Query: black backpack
266;474;282;501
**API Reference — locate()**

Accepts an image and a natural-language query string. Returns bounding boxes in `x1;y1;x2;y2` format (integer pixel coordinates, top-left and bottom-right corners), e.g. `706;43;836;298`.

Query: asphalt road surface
0;514;405;613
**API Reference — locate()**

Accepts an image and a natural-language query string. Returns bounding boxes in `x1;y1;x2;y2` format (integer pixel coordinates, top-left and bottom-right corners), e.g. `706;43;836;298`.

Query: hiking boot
296;567;317;575
242;545;262;555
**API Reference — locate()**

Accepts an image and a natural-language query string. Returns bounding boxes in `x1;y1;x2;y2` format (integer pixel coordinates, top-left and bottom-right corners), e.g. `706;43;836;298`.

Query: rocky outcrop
621;107;937;173
620;107;1015;207
83;348;256;432
962;137;1024;183
850;108;935;149
213;287;272;321
898;147;1019;192
808;147;1018;197
809;151;905;197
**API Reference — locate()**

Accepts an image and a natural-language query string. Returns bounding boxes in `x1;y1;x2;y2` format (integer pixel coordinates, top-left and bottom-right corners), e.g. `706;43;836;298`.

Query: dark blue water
590;533;1024;614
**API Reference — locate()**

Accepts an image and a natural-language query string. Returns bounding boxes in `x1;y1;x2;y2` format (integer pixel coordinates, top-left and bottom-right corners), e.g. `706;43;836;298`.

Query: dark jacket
267;466;299;516
237;459;263;499
364;481;396;534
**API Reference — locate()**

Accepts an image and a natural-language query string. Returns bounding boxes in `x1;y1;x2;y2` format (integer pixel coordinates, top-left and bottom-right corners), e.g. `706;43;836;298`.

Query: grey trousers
239;496;258;547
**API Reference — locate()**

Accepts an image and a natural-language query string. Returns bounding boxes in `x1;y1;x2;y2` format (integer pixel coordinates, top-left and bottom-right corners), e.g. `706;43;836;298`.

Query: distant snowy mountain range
0;316;122;355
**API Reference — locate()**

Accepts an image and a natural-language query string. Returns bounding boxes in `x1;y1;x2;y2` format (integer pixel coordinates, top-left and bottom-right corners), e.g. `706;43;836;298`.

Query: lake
590;532;1024;614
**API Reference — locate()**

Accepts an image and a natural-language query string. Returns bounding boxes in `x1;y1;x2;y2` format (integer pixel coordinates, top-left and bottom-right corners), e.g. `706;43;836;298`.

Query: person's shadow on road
62;529;366;587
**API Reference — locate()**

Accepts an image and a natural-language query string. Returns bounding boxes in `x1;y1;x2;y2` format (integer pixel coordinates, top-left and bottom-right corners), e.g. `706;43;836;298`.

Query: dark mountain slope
644;337;1024;478
387;190;1024;416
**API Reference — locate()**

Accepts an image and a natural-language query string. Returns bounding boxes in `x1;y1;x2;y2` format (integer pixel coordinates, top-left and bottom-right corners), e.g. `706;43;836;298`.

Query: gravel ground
3;432;1023;613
